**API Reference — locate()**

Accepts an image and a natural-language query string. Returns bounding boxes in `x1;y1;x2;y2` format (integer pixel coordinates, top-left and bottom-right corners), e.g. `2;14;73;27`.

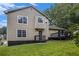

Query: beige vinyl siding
7;7;49;41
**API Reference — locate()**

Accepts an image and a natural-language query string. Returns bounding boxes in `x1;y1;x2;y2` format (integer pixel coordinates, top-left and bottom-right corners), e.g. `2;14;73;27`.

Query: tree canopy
44;3;79;29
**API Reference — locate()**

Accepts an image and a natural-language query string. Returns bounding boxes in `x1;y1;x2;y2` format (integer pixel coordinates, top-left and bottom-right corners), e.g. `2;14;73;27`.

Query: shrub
0;38;2;41
74;32;79;47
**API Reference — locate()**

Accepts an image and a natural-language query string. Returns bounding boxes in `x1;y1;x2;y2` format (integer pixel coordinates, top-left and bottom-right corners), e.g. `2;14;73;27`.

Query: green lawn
0;40;79;56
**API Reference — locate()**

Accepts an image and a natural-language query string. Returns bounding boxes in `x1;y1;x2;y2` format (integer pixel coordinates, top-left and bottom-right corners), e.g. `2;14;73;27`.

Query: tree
0;26;7;35
44;3;79;46
44;3;79;28
0;28;2;34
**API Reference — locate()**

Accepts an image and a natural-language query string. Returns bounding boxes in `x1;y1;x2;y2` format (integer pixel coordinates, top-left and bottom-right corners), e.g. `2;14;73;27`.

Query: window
23;30;26;37
17;30;21;37
18;17;22;23
17;30;26;37
18;16;27;24
22;17;27;23
38;17;43;23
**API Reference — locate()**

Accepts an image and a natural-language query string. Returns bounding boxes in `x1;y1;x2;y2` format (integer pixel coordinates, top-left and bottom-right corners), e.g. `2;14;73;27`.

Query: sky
0;3;53;28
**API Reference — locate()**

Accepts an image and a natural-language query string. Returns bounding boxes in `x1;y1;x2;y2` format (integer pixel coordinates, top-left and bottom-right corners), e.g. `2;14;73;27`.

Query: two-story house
5;6;65;46
5;6;50;45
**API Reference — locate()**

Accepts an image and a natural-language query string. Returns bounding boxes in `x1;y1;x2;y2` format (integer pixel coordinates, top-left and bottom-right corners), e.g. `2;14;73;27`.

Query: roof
49;25;65;30
4;6;49;20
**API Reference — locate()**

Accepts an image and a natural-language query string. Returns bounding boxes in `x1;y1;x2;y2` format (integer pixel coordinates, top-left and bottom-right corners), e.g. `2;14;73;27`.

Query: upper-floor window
38;17;43;23
18;16;27;24
17;30;26;37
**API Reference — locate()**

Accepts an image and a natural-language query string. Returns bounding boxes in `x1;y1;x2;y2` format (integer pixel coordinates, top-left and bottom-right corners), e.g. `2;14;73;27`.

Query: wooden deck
48;33;71;40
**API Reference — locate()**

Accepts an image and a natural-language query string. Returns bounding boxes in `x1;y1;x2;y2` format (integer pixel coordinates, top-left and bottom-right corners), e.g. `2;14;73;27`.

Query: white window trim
16;29;27;38
17;15;28;25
